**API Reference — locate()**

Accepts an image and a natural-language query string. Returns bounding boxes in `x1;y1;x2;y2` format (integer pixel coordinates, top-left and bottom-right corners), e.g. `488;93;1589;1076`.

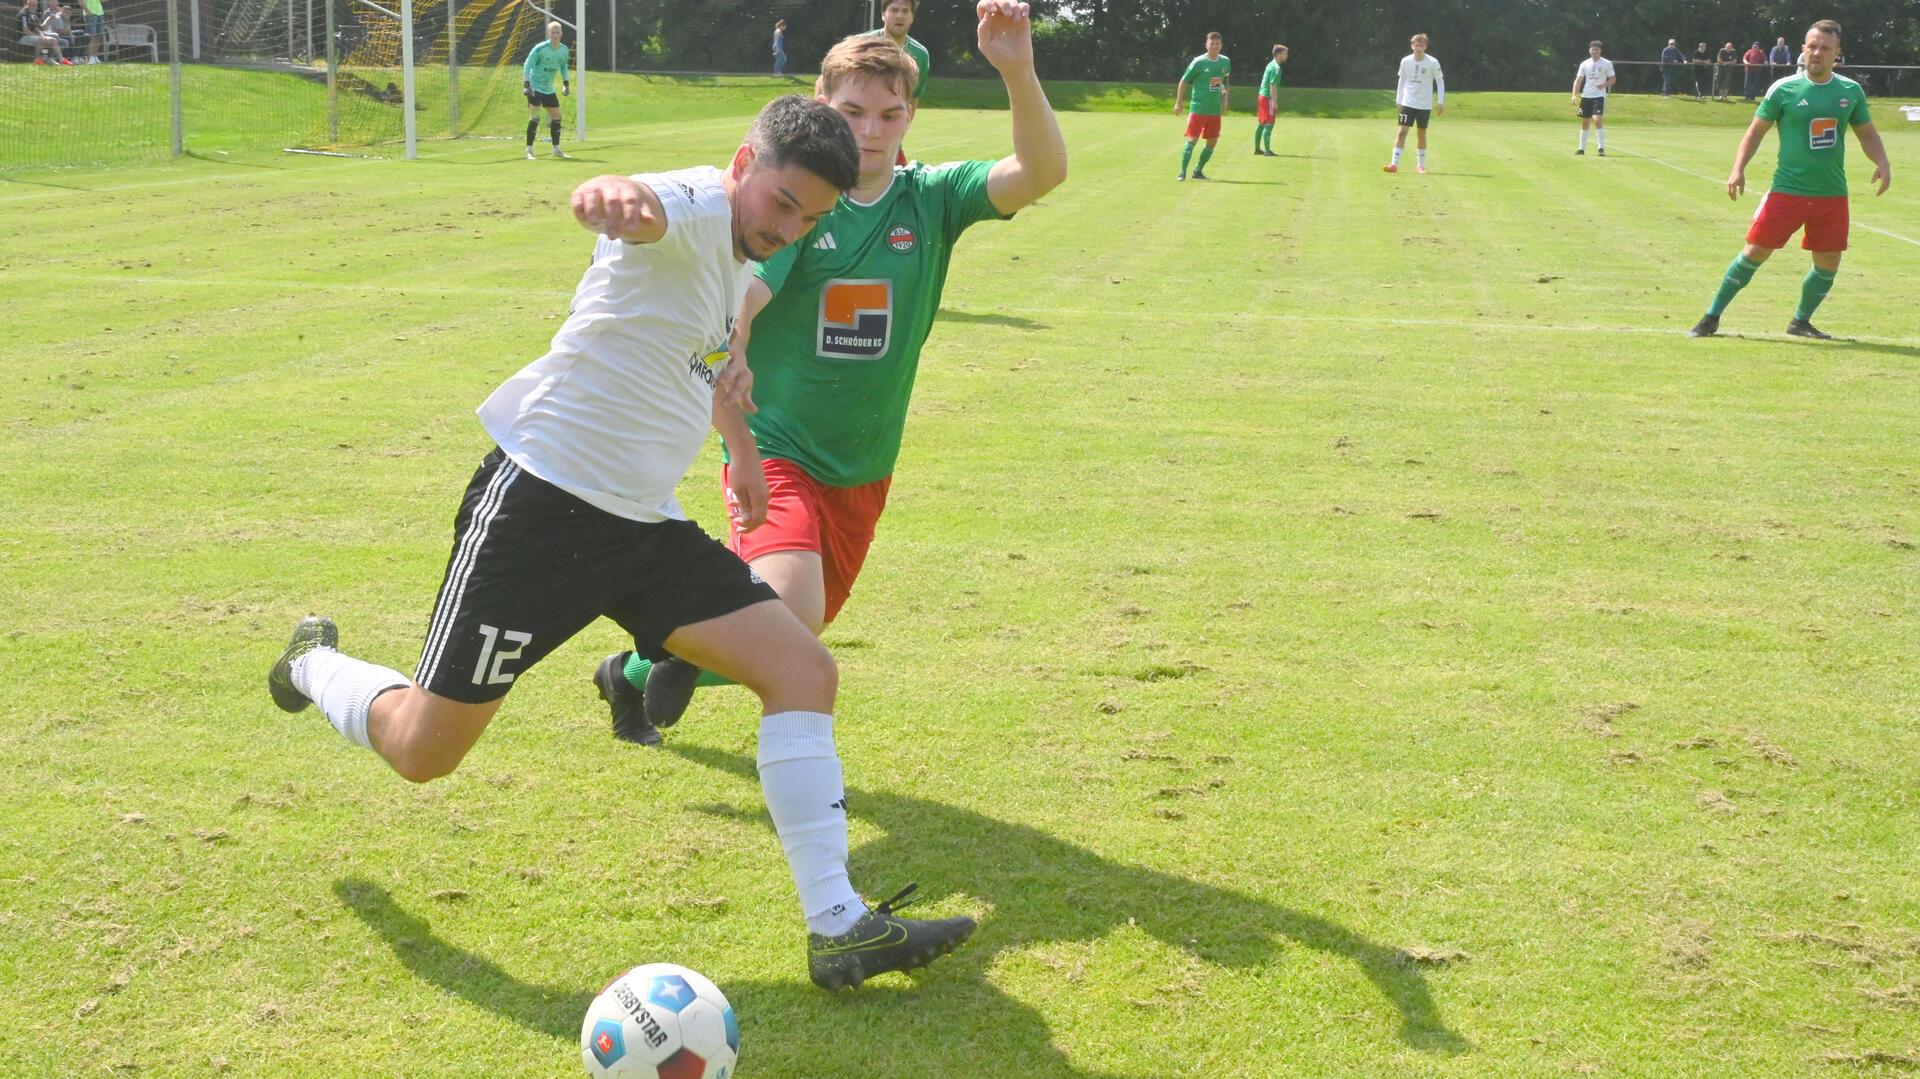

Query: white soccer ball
580;963;739;1079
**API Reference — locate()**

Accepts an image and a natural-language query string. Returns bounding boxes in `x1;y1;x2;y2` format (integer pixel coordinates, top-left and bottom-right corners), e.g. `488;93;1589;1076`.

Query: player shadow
1196;178;1293;187
334;876;1150;1077
334;877;593;1041
934;306;1049;330
669;742;1471;1058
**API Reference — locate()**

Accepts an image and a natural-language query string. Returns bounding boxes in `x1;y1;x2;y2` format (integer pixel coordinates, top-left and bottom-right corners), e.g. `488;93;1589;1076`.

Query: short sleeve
753;240;801;295
1756;83;1784;121
923;160;1005;237
1181;58;1200;83
1850;92;1872;126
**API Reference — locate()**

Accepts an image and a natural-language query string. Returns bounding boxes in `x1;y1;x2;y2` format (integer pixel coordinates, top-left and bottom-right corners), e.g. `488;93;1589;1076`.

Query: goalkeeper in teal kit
523;21;571;159
592;2;1069;745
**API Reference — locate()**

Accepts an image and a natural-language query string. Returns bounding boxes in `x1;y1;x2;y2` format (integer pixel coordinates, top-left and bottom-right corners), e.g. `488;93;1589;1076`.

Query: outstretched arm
572;176;665;243
981;0;1067;215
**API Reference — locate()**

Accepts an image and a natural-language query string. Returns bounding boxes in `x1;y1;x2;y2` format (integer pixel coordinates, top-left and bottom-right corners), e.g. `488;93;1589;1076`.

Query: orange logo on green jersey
818;279;891;360
1810;116;1838;149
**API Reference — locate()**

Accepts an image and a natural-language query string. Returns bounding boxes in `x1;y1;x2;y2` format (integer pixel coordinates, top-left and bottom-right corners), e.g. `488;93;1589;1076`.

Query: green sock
1254;123;1266;149
1264;125;1275;151
1195;144;1214;172
620;653;736;692
1179;140;1195;173
1794;267;1836;322
1707;254;1761;317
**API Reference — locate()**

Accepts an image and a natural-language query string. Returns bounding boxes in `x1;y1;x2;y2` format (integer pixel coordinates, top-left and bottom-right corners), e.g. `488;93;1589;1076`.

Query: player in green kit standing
1254;44;1287;156
1176;32;1229;180
593;3;1067;745
1688;19;1891;339
522;21;571;160
864;0;929;165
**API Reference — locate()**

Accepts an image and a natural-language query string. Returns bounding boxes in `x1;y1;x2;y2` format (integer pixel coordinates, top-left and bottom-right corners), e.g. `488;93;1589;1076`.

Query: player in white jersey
1384;32;1444;174
1572;40;1615;156
264;96;979;991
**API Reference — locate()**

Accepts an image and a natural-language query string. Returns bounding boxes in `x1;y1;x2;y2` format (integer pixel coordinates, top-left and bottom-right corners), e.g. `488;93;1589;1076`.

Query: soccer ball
580;963;739;1079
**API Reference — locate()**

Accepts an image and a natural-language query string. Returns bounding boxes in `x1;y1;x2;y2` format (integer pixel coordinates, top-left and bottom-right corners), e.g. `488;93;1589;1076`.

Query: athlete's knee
753;638;836;712
387;739;468;784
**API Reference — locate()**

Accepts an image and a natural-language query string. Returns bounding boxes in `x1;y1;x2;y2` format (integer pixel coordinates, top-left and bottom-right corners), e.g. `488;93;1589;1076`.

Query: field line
1619;146;1920;248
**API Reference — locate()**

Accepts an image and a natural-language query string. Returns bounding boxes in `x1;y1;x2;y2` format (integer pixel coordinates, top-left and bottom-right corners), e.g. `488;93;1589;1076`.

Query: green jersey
523;40;570;95
1755;72;1871;197
737;161;1006;487
81;0;102;15
1259;59;1282;98
1182;54;1231;116
862;29;930;99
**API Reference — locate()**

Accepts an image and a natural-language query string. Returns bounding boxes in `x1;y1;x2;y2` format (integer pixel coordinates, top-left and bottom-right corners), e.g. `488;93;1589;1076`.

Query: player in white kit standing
1572;40;1616;156
265;95;979;992
1384;32;1445;174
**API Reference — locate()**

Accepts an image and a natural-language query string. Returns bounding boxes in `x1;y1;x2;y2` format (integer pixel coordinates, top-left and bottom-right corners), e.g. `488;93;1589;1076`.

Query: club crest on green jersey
887;225;916;253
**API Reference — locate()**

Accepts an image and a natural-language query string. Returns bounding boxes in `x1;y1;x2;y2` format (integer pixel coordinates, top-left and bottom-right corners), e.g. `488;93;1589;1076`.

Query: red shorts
1746;191;1849;252
724;459;891;626
1257;97;1275;124
1184;113;1222;140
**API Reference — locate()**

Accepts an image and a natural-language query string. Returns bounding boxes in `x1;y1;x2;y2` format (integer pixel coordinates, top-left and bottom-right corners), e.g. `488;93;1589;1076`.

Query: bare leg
366;686;504;783
663;599;835;716
749;550;828;636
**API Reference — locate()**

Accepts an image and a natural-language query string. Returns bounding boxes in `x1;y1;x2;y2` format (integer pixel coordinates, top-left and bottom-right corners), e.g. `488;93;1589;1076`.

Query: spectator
771;18;786;76
1691;41;1711;100
1715;41;1737;100
1769;36;1791;81
19;0;72;64
1661;38;1685;96
1742;40;1766;100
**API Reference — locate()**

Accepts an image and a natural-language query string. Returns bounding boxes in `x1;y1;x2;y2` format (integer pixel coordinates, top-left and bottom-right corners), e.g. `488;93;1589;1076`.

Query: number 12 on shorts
473;624;532;686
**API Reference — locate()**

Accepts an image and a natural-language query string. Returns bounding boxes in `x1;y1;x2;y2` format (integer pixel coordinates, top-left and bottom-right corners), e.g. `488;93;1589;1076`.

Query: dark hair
747;95;859;192
1589;40;1602;49
1206;31;1222;40
882;0;915;11
1809;19;1841;41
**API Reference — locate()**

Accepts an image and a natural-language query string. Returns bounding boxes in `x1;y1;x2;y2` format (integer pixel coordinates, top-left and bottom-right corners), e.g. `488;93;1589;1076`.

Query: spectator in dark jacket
1660;39;1685;96
1691;42;1711;100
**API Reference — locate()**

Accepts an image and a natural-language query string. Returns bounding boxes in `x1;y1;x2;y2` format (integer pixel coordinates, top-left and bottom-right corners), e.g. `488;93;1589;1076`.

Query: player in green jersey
863;0;930;165
1176;31;1230;180
863;0;929;102
522;22;572;160
1689;20;1891;340
594;3;1067;745
1254;44;1287;156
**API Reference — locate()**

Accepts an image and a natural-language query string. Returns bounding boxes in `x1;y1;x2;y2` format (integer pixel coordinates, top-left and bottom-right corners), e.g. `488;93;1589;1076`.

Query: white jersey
477;165;752;524
1577;57;1615;98
1395;53;1445;109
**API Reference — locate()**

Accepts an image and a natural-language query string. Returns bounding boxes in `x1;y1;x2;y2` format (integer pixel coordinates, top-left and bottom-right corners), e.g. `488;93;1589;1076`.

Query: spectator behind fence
1715;41;1737;99
1769;36;1791;80
1692;41;1711;99
1661;39;1685;96
771;18;786;76
78;0;100;63
19;0;72;63
1743;41;1766;100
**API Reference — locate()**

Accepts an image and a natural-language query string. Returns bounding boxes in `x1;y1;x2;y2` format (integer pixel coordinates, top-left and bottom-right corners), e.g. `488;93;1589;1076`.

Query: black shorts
1578;96;1606;117
413;449;779;704
1397;105;1432;129
525;89;561;109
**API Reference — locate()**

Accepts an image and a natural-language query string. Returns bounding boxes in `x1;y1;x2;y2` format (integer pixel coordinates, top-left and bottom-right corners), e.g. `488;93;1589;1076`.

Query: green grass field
3;77;1918;1076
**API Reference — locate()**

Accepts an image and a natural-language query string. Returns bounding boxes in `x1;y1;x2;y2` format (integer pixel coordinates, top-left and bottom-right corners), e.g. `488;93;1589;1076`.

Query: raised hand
976;0;1033;72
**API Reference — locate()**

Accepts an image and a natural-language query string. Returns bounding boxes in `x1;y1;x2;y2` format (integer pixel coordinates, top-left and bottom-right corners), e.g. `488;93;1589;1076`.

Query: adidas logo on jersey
814;233;838;250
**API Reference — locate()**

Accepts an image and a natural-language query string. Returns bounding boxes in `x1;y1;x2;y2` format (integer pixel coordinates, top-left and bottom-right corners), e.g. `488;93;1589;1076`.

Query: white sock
1579;129;1588;150
1417;148;1428;167
1597;129;1606;149
1391;146;1402;165
757;711;866;937
292;649;409;750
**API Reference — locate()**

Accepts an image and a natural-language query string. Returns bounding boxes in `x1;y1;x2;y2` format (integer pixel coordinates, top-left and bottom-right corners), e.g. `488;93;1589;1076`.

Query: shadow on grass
674;743;1469;1058
934;306;1050;330
334;747;1468;1073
